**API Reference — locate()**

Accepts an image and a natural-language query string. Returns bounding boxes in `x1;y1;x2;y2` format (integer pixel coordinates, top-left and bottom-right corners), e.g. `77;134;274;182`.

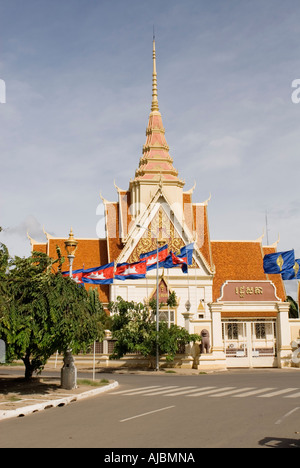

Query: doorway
222;320;277;368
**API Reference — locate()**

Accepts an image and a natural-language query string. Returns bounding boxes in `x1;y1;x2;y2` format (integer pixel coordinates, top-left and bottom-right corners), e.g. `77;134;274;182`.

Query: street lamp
61;228;78;390
137;223;160;372
64;228;78;278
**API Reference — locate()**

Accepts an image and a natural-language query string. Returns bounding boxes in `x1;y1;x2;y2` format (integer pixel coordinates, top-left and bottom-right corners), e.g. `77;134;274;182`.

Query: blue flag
163;252;188;274
62;268;84;286
281;259;300;280
82;263;114;285
180;243;194;266
115;260;147;281
140;244;168;271
263;249;295;274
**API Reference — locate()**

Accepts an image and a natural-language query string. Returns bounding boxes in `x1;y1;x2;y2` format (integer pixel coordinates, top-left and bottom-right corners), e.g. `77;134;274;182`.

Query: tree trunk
23;354;34;381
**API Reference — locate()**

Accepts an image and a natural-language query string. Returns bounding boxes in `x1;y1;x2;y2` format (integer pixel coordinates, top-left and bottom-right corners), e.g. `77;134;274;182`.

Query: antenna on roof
153;24;155;41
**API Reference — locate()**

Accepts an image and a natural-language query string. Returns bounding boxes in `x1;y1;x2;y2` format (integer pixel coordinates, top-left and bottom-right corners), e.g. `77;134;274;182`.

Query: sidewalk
0;373;118;421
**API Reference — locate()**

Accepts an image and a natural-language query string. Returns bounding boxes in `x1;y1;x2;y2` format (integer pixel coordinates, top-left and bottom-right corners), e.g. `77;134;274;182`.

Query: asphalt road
1;369;300;449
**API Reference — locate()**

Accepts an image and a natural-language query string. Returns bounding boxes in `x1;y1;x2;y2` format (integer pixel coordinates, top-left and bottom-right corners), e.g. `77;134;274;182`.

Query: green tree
109;296;200;366
0;229;9;316
287;295;299;319
0;250;106;380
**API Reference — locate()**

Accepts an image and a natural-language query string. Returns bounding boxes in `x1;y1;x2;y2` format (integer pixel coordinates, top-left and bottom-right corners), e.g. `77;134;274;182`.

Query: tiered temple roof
30;39;286;306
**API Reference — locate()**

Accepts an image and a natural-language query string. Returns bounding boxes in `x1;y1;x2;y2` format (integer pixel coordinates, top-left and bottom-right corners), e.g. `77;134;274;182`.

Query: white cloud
0;215;46;258
200;135;245;170
4;215;46;241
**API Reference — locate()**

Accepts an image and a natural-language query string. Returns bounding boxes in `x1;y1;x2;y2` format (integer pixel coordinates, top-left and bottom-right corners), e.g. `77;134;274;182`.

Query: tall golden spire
151;35;159;112
132;37;184;188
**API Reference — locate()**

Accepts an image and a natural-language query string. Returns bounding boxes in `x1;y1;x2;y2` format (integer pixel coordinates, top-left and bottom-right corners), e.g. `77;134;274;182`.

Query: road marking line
163;386;198;396
144;386;180;396
233;388;274;397
258;388;298;398
121;386;177;396
111;386;161;395
120;405;175;423
210;387;255;397
284;391;300;398
187;387;234;397
118;387;167;396
184;386;216;396
275;407;300;425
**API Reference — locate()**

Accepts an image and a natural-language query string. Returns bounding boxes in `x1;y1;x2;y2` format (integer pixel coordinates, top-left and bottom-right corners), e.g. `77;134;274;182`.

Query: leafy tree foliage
0;230;9;317
287;295;299;319
109;296;200;366
0;246;106;380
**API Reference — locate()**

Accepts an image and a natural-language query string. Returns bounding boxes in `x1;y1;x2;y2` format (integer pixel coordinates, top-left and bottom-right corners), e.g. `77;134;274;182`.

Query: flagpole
146;275;149;302
136;224;160;371
297;280;300;318
167;268;171;327
195;262;198;317
187;266;191;303
156;236;159;372
93;341;96;381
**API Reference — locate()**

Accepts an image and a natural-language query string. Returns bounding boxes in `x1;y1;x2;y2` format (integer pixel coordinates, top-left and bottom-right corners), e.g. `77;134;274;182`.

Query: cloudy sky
0;0;300;296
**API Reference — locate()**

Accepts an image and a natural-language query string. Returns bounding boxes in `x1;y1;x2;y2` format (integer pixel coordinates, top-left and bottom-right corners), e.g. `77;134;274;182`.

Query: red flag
164;252;188;273
140;244;168;271
115;260;147;280
82;263;114;284
62;268;84;285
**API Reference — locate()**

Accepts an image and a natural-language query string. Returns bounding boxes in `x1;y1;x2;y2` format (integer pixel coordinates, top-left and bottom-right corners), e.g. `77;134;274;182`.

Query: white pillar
246;322;253;368
210;303;224;353
182;311;193;334
276;302;292;368
181;302;194;369
207;302;227;370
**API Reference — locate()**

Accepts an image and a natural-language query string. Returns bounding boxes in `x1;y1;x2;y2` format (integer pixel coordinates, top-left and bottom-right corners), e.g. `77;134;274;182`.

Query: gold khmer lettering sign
235;286;263;298
218;281;279;302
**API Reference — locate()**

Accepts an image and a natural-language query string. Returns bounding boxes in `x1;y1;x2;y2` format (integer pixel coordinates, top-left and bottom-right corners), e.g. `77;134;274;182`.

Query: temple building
30;39;298;370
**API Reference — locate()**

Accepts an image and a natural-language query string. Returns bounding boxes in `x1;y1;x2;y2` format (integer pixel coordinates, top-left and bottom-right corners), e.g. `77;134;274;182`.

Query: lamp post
61;228;78;390
137;224;160;372
64;228;78;278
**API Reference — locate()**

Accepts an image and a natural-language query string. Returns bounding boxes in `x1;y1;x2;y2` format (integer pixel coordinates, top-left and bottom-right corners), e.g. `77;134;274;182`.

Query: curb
0;381;119;421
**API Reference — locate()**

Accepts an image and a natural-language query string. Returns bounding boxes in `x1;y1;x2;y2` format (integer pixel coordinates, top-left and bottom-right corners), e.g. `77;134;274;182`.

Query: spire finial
151;33;159;112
